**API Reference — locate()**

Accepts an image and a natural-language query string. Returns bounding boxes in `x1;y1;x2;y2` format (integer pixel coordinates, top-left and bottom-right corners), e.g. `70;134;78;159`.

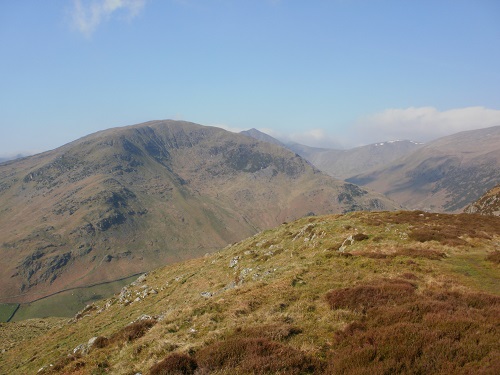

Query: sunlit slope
2;210;498;374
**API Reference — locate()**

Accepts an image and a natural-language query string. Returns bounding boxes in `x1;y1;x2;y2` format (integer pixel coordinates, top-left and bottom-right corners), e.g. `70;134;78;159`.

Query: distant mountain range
240;128;423;180
287;140;424;180
242;127;500;213
347;126;500;212
0;120;396;303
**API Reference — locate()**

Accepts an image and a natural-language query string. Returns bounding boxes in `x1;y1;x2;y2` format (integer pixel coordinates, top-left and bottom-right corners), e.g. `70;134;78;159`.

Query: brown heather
327;284;500;374
1;210;499;374
486;250;500;264
149;353;198;375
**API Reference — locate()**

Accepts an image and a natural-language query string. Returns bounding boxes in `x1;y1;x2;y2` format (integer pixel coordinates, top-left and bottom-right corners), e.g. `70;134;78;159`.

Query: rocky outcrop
464;184;500;216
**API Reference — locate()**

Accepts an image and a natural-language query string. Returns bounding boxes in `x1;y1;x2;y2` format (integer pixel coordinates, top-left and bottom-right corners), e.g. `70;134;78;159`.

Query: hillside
464;184;500;216
0;120;397;304
1;210;499;374
348;126;500;212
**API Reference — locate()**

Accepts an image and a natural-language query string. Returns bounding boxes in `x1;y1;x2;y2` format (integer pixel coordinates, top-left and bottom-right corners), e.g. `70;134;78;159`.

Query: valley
0;120;499;374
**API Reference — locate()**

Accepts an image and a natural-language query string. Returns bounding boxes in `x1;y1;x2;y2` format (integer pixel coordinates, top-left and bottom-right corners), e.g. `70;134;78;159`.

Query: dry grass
2;211;499;375
110;318;157;344
359;247;446;260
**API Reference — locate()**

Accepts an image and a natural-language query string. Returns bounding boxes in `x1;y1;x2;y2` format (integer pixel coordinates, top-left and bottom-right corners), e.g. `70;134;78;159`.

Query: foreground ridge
1;210;499;374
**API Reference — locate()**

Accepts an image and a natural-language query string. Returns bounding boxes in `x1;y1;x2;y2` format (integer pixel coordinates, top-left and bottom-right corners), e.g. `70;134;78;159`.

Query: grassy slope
1;211;499;374
0;304;18;323
11;274;140;321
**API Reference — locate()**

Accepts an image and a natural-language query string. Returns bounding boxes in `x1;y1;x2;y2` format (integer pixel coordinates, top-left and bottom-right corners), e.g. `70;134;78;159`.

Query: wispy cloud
350;106;500;145
71;0;146;37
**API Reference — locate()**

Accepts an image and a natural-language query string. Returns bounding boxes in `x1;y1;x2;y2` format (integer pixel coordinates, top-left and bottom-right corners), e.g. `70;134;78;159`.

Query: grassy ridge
1;211;499;374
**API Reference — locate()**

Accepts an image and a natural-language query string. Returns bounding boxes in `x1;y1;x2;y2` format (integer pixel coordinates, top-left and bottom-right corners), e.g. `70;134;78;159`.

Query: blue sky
1;0;500;156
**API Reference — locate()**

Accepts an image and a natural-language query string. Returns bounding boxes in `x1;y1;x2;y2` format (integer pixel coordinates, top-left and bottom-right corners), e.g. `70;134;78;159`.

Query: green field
11;275;140;321
0;303;20;322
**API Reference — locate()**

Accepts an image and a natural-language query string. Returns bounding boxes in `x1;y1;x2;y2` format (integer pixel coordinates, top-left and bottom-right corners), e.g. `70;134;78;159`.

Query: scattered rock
229;256;240;268
73;336;99;356
338;235;354;252
130;273;148;286
293;223;315;241
134;314;156;322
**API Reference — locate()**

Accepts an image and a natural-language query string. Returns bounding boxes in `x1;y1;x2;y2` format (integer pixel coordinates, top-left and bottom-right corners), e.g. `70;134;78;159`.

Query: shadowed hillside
0;120;397;303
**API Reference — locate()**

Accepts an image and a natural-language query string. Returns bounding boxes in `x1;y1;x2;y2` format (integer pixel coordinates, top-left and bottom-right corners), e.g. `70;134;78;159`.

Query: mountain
240;128;285;147
288;140;424;180
239;128;423;180
2;210;499;374
464;184;500;216
348;126;500;212
0;120;397;303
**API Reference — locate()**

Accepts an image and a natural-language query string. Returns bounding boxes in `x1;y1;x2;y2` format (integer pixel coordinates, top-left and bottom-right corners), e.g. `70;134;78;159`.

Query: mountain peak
0;120;397;303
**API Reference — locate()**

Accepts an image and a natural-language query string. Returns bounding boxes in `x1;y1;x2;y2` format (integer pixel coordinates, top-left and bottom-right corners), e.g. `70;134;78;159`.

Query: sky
1;0;500;156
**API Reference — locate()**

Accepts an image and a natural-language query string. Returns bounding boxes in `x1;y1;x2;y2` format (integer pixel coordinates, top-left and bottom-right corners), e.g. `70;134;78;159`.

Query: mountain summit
0;120;396;302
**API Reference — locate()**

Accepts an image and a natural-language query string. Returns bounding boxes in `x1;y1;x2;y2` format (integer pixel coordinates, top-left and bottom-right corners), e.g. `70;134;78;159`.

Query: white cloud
351;106;500;145
71;0;146;37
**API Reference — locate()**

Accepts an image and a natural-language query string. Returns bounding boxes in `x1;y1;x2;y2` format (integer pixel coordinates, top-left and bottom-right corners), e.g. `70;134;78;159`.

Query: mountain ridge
0;120;397;303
